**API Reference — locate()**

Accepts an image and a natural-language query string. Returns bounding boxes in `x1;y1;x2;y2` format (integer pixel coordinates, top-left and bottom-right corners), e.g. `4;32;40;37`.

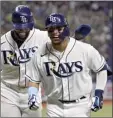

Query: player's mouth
51;36;61;42
51;36;60;40
18;32;26;37
53;37;59;39
18;32;28;39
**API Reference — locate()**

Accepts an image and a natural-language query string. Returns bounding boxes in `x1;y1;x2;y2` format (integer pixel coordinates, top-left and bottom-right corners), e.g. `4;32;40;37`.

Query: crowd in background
1;1;112;80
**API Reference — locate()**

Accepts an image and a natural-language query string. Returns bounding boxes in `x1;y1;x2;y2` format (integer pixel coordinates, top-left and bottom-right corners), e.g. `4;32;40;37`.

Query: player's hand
28;94;39;110
91;89;104;112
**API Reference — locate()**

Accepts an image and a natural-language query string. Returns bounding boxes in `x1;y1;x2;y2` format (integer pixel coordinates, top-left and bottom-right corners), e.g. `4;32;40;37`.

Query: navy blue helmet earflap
12;5;34;30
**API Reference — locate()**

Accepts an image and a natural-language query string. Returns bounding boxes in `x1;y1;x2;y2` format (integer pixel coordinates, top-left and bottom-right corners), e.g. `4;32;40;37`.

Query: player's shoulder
35;41;51;57
70;37;92;49
34;28;49;40
76;39;93;50
1;30;11;43
34;28;48;35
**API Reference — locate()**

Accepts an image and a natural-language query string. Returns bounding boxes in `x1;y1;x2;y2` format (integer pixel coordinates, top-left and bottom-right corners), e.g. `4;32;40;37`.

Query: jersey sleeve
26;51;42;83
88;45;106;72
1;35;5;71
1;51;3;71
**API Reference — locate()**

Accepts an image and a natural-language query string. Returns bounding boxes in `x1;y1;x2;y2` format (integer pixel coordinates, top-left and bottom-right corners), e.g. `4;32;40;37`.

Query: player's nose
52;29;59;34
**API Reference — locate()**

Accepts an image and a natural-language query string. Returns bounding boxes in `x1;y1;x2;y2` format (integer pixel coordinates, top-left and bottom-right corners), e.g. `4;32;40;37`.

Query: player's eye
47;26;64;33
15;28;30;32
47;27;54;33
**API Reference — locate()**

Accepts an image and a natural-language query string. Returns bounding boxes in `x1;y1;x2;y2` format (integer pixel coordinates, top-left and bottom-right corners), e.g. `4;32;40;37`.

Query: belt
59;96;86;104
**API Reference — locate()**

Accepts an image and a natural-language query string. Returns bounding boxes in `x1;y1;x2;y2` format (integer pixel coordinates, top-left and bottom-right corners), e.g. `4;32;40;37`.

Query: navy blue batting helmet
45;13;68;28
45;13;70;40
12;5;34;30
75;24;91;37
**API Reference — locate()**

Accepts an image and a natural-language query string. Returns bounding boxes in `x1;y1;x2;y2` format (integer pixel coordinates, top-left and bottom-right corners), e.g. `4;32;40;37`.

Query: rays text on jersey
1;46;38;66
44;61;83;77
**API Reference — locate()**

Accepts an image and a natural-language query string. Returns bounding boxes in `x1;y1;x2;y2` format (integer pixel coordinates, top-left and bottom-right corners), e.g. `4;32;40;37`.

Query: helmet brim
45;23;67;29
13;23;33;30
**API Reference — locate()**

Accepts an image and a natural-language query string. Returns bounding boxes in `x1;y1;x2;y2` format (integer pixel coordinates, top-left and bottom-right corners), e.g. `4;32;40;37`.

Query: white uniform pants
1;83;42;117
47;95;92;117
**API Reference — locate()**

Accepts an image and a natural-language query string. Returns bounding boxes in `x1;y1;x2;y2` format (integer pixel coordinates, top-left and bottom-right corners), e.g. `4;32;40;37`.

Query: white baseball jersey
1;28;49;94
26;37;106;101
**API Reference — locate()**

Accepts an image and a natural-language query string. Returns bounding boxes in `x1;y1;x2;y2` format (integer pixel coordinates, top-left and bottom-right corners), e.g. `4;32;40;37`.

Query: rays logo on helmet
20;16;28;23
49;16;61;23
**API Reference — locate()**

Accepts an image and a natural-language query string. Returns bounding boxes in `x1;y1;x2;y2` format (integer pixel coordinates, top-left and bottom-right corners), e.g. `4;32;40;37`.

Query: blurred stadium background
1;1;112;117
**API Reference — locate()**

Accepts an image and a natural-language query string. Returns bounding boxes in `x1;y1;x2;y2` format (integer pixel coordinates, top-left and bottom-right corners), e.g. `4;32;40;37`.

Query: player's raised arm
25;52;42;110
88;45;108;112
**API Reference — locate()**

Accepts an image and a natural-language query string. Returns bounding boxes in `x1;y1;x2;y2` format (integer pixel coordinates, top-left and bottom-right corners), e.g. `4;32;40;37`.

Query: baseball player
26;13;108;117
1;5;50;117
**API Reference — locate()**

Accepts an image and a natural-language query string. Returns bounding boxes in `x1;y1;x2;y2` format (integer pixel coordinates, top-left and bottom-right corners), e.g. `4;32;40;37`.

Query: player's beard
14;30;30;41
